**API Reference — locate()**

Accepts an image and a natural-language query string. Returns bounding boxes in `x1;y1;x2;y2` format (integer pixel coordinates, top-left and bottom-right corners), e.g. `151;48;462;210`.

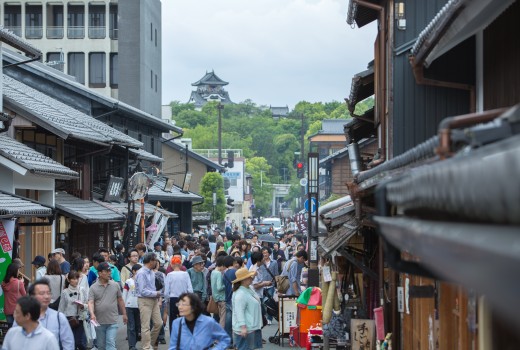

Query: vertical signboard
0;220;15;321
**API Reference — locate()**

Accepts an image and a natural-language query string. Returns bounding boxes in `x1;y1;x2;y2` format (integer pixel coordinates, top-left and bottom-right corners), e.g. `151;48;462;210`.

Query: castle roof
191;71;229;86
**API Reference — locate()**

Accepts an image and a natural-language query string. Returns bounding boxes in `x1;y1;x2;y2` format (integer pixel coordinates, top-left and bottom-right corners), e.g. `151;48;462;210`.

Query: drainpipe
347;142;362;177
436;107;508;159
354;0;387;165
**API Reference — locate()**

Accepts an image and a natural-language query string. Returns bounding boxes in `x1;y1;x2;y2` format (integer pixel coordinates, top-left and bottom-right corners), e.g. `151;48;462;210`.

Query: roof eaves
0;26;41;58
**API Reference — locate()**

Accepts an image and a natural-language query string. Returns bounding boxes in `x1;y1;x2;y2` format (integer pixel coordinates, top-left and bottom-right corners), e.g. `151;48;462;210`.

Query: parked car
261;217;284;237
253;223;273;235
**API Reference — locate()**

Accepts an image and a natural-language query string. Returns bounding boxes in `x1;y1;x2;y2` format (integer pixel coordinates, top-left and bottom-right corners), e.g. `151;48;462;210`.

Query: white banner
145;210;168;250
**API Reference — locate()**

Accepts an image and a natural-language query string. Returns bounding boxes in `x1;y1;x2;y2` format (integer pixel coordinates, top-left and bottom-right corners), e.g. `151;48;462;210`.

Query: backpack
275;259;296;294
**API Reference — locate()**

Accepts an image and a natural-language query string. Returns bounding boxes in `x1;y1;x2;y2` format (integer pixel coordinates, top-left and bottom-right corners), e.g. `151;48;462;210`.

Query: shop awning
346;64;374;115
147;178;203;203
0;191;53;219
3;75;142;148
55;192;125;223
0;134;78;180
374;215;520;331
94;199;177;218
128;148;164;163
411;0;515;67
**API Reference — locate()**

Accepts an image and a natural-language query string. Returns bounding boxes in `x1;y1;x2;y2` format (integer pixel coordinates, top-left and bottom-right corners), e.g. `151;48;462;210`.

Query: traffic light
227;151;234;168
296;161;304;178
226;197;235;207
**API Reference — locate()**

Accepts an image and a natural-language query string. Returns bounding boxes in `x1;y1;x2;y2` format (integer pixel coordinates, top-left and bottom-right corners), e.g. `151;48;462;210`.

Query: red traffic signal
296;162;304;178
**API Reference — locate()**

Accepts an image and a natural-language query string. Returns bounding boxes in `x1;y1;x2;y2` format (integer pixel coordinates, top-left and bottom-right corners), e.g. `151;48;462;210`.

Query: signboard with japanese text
0;220;15;321
351;319;375;350
279;296;298;334
103;175;125;202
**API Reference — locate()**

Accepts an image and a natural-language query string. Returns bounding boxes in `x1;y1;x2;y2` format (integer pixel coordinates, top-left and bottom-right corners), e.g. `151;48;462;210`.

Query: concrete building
1;0;162;117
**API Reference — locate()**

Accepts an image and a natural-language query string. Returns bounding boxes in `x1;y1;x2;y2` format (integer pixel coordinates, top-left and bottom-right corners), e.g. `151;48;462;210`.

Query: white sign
299;178;308;187
397;286;404;313
310;240;318;261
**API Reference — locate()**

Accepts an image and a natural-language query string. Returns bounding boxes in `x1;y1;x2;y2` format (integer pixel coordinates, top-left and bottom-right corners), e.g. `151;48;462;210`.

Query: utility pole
300;113;305;196
217;103;224;165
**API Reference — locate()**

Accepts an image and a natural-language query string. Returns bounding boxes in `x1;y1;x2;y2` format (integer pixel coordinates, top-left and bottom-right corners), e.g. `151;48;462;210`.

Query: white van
262;217;284;237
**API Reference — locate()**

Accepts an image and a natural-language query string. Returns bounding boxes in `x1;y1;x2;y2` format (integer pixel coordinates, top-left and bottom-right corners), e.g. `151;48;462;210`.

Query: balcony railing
47;26;64;39
68;26;85;39
88;26;106;39
5;26;22;37
25;26;43;39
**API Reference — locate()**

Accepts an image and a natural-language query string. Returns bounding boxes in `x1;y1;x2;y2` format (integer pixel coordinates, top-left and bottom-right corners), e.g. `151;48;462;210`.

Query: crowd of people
1;225;309;350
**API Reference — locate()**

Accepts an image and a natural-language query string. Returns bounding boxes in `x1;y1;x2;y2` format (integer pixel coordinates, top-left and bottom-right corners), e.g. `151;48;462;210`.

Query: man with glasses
121;248;140;285
135;252;163;350
88;262;127;350
20;279;74;350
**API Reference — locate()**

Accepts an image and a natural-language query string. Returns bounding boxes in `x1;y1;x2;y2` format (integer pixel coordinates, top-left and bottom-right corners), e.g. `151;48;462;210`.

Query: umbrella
257;234;278;243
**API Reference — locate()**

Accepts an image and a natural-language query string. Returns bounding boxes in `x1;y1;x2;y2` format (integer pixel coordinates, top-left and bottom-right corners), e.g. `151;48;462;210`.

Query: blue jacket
168;314;230;350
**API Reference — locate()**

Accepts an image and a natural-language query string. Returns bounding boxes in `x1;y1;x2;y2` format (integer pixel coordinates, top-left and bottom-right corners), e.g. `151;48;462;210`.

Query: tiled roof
147;178;203;203
0;134;78;179
93;199;177;218
3;75;142;148
129;148;164;163
2;48;181;134
347;63;374;114
0;191;52;218
55;192;125;223
192;71;229;86
346;0;379;28
0;26;41;58
192;212;211;222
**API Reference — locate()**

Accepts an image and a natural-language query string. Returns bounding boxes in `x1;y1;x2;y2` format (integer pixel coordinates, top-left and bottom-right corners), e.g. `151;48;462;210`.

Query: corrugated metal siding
483;1;520;110
392;0;471;156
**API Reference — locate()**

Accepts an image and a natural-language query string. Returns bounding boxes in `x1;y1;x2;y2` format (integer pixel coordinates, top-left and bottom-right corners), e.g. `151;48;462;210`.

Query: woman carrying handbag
59;271;88;350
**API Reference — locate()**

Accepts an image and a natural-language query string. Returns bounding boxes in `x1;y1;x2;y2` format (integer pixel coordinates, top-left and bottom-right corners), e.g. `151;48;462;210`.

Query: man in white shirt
2;296;59;350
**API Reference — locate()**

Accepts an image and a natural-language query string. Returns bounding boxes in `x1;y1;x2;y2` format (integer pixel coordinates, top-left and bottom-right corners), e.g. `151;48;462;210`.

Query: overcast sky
161;0;376;109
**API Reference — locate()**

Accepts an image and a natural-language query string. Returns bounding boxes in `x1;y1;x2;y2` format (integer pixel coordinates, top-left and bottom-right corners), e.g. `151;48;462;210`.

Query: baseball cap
51;248;65;255
97;262;111;272
154;241;162;247
31;256;46;266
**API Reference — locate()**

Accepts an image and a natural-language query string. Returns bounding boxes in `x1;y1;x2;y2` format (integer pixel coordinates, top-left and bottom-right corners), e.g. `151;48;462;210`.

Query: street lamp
307;152;320;287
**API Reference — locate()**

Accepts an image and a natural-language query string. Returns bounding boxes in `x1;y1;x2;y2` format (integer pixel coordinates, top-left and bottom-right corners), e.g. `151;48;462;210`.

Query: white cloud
162;0;376;109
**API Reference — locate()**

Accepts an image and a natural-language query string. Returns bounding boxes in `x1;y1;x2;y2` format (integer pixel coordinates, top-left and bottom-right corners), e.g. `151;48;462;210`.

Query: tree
198;172;226;222
245;157;272;216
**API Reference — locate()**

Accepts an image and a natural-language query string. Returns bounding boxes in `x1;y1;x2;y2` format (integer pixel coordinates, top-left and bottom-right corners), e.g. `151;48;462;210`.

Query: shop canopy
94;199;177;218
147;178;203;203
0;191;53;219
55;192;125;224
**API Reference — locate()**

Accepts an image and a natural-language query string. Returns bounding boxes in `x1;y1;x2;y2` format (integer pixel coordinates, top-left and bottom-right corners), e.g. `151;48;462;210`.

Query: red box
290;327;308;347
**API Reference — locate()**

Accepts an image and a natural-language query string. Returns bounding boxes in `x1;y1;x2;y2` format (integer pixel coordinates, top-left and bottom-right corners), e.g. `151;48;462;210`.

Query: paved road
113;316;305;349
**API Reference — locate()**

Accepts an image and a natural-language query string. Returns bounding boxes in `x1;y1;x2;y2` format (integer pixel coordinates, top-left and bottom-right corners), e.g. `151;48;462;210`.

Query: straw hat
232;267;256;284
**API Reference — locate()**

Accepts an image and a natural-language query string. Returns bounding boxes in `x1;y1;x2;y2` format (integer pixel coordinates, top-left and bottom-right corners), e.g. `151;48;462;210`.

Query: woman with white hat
231;267;263;350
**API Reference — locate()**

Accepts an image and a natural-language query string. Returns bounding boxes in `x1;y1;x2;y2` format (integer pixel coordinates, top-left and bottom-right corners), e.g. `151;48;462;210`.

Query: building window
47;52;64;72
25;5;43;39
109;4;118;39
110;53;118;88
47;5;64;39
68;52;85;84
150;23;153;41
89;52;106;88
89;4;106;39
151;70;153;89
155;28;157;47
151;137;155;154
155;74;158;92
67;4;85;38
4;5;22;36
